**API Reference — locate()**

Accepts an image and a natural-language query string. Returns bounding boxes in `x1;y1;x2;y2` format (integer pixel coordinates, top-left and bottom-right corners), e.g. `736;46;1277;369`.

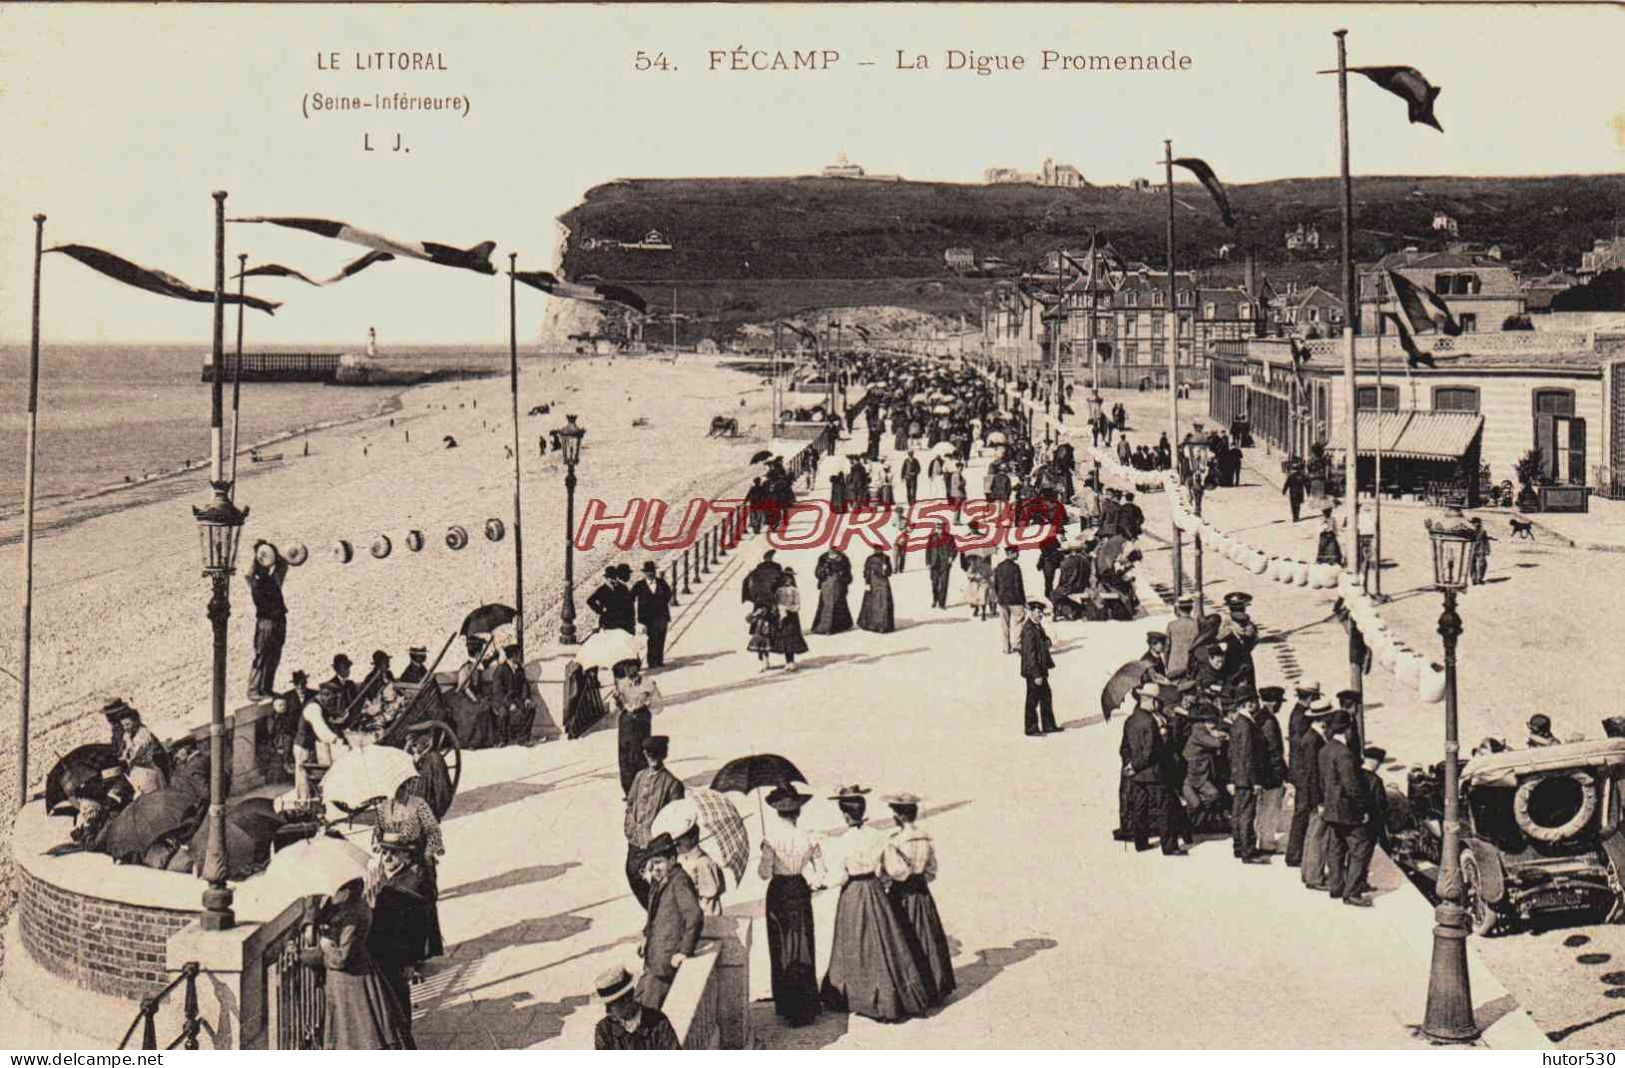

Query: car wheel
1460;850;1500;937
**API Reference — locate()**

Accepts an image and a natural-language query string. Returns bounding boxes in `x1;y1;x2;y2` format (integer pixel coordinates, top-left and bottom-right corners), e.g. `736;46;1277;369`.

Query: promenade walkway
398;406;1548;1049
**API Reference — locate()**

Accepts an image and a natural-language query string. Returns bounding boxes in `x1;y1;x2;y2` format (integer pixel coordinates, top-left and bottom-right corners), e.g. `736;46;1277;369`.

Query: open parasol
710;753;807;795
45;743;121;814
651;788;750;882
929;440;958;458
749;449;775;464
187;809;276;880
103;789;201;862
321;745;419;814
461;603;518;638
986;431;1008;446
931;404;952;416
249;834;370;904
1100;658;1155;720
576;628;642;671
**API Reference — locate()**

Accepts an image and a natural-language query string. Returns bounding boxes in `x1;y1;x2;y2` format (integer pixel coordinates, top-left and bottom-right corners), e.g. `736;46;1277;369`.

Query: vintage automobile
1388;738;1625;935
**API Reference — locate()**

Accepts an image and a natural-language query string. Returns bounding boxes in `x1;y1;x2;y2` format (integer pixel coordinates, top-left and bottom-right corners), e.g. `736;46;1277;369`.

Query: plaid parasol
691;787;750;882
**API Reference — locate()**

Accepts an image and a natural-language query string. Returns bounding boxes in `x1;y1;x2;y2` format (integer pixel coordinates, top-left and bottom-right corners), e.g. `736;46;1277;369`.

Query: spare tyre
1514;770;1596;844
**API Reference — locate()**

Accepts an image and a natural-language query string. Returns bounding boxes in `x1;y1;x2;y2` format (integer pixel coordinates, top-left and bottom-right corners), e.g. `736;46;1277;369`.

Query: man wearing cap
636;833;705;1010
1217;592;1260;693
1285;696;1331;868
1123;683;1185;855
1189;642;1238;706
1319;711;1375;907
624;736;685;908
1165;596;1200;680
245;541;290;702
992;548;1027;654
1227;695;1270;863
1018;601;1058;737
592;965;680;1050
398;647;430;686
1527;714;1560;748
1335;688;1365;755
634;562;675;669
1254;686;1289;852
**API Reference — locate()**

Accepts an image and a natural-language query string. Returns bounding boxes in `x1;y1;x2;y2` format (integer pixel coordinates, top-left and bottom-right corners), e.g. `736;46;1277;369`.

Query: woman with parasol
302;878;415;1049
758;784;825;1027
819;786;932;1022
366;777;447;1022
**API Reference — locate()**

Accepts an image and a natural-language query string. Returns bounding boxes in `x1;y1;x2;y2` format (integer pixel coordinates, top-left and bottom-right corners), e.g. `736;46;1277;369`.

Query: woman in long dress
810;548;854;635
303;879;415;1050
759;786;825;1026
820;788;933;1022
883;795;956;1006
612;661;663;795
366;787;447;1023
857;548;896;634
965;551;994;620
775;568;810;672
829;471;848;515
113;707;168;798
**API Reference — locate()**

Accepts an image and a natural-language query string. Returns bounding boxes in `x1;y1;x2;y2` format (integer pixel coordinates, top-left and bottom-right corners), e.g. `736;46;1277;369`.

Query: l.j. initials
363;132;407;153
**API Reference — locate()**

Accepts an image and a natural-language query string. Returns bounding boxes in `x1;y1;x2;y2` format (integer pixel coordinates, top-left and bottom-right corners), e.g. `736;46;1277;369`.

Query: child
747;605;777;671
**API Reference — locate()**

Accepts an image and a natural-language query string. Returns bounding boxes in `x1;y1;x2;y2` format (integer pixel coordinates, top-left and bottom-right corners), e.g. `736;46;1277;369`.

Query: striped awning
1329;411;1483;461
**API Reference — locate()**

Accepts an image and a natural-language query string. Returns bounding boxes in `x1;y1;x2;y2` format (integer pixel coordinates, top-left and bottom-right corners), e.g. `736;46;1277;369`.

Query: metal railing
119;962;203;1051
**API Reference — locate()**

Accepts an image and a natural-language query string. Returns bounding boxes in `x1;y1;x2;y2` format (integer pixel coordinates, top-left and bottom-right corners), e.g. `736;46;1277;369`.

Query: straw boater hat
1295;680;1322;698
102;698;138;723
1306;697;1335;717
885;792;923;809
593;965;636;1006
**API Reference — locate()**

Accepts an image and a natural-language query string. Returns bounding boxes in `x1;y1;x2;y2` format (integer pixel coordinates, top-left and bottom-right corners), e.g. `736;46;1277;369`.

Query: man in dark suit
901;452;921;506
491;643;534;745
925;526;955;609
1255;685;1289;854
323;654;360;725
635;833;704;1010
1286;680;1321;747
1285;697;1331;869
633;562;675;669
992;548;1027;654
398;647;430;685
587;566;636;634
1123;683;1185;856
1318;712;1375;907
1018;601;1058;737
741;550;784;611
1227;695;1270;863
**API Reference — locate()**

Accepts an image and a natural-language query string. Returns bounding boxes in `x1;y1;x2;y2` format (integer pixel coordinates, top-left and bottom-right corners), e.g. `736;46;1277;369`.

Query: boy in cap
1018;601;1058;736
624;736;684;909
636;833;704;1010
1358;746;1391;878
592;965;680;1049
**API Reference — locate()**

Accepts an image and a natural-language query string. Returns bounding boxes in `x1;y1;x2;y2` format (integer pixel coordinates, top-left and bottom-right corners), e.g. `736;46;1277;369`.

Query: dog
1508;517;1535;540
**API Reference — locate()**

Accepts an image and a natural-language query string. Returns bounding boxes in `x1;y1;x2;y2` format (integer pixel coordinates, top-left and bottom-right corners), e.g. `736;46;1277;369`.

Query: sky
2;3;1621;345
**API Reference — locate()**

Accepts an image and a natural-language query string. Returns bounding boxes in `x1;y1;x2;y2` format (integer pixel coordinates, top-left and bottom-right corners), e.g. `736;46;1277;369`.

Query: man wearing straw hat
1122;682;1185;855
591;965;680;1050
245;541;290;702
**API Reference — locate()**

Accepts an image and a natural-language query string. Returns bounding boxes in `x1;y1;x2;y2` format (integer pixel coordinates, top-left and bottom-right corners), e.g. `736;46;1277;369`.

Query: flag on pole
851;324;872;342
230;216;497;275
1095;341;1113;362
48;244;280;314
1386;269;1461;335
1171;158;1236;227
779;321;818;343
236;250;395;287
1384;311;1435;368
513;270;647;314
1347;66;1443;132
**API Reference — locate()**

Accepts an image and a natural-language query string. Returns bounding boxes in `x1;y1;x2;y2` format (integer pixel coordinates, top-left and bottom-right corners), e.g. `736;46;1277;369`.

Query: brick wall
16;864;197;1000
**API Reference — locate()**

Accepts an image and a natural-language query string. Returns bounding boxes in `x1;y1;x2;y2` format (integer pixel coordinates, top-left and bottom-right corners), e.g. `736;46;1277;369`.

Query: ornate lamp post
191;481;247;930
555;414;586;646
1421;506;1479;1044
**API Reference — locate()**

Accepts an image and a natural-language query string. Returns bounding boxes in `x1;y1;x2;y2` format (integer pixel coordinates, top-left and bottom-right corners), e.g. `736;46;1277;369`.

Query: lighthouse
367;326;378;356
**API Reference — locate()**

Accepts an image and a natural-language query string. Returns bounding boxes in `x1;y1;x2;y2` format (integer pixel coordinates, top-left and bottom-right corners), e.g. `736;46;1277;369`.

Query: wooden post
508;254;527;668
16;213;45;809
1166;141;1185;600
1336;29;1361;566
229;253;246;491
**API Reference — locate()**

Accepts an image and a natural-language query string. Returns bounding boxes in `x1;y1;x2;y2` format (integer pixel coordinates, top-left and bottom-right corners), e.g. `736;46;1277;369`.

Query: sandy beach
0;354;775;803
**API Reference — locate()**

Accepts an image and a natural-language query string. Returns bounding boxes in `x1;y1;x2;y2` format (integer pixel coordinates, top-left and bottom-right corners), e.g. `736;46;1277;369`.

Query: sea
0;342;526;522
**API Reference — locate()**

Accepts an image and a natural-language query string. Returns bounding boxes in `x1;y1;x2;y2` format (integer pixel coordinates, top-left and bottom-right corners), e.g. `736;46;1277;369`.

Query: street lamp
1421;506;1479;1044
191;480;247;931
555;414;586;646
1179;437;1212;613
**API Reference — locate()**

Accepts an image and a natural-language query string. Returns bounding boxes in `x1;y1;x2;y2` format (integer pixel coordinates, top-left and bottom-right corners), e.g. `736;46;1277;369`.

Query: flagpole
17;213;45;809
229;253;246;493
508;253;527;672
212;192;227;486
1336;29;1361;567
1166;139;1186;606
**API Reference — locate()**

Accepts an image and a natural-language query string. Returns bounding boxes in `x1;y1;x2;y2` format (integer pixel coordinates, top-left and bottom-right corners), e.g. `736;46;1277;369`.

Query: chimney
1243;249;1258;300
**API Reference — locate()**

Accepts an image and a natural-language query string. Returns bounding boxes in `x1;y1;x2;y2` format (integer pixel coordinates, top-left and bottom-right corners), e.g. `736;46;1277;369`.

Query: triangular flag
231;216;496;275
514;270;647;314
1384;311;1435;368
49;244;280;315
1171;158;1236;227
1348;66;1443;132
1386;269;1461;335
237;250;395;287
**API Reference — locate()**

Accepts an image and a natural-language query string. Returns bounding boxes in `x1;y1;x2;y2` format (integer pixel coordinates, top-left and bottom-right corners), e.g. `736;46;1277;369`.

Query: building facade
1359;250;1525;335
1271;285;1346;337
